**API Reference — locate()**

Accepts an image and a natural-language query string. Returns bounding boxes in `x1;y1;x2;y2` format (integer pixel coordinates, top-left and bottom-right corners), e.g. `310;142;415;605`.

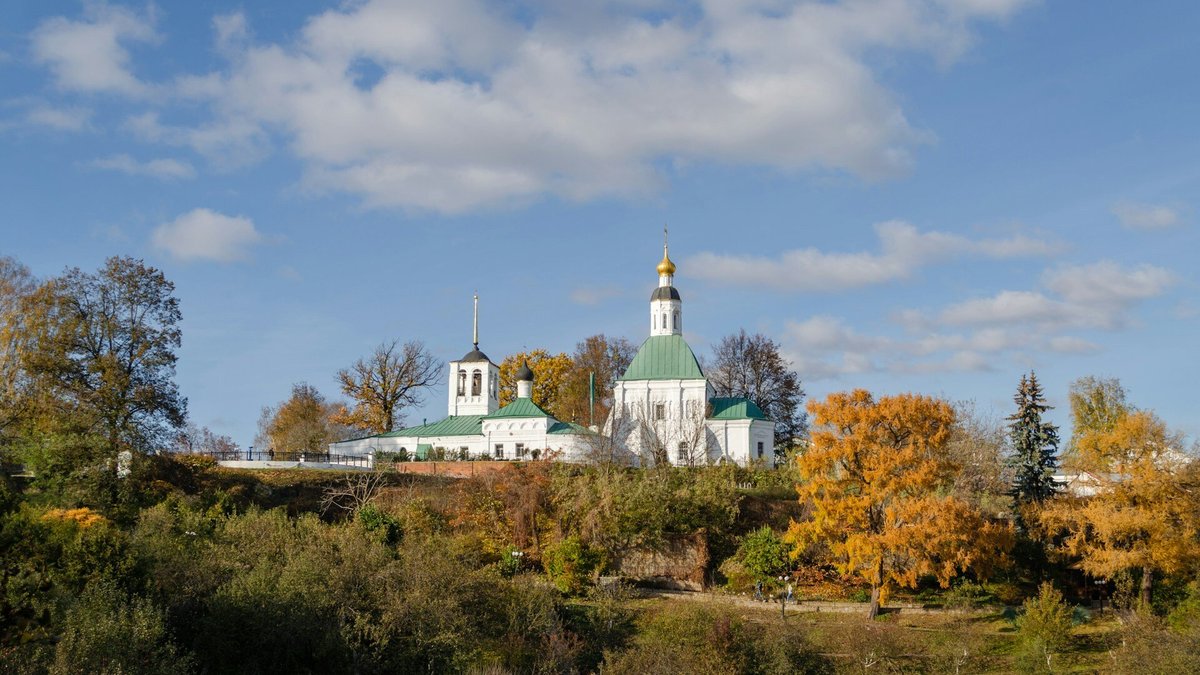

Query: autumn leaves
787;390;1013;618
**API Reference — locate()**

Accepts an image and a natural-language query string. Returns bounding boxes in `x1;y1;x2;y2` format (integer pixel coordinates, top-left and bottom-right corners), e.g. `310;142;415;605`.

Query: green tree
0;256;37;440
708;330;806;458
23;256;186;454
1008;372;1059;507
257;383;350;455
332;340;443;434
1066;376;1129;459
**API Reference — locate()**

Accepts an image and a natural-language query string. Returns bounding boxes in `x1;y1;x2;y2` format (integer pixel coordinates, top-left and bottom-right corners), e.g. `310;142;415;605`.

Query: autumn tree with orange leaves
787;390;1013;619
1040;409;1200;608
498;349;573;414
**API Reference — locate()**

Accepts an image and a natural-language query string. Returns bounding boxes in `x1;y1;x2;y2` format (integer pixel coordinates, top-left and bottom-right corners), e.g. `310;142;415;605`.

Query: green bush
733;526;791;582
1168;581;1200;631
1014;583;1073;673
543;535;605;594
603;604;831;674
51;580;193;675
357;503;402;543
941;580;996;610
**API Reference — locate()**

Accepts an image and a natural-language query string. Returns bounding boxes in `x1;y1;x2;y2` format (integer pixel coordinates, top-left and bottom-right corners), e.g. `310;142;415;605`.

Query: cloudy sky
2;0;1197;444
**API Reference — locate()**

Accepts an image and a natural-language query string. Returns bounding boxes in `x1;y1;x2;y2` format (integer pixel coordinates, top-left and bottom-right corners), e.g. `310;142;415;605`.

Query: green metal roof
484;398;552;419
380;415;485;438
548;421;594;435
618;334;705;381
708;397;769;420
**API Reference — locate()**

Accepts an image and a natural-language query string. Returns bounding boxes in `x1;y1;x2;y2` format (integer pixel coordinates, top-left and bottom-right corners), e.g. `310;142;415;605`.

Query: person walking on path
754;580;764;602
786;582;794;603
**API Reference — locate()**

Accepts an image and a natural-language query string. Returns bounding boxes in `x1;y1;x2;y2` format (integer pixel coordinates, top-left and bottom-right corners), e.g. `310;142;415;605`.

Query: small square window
654;403;666;420
516;443;526;458
494;443;504;459
677;442;689;461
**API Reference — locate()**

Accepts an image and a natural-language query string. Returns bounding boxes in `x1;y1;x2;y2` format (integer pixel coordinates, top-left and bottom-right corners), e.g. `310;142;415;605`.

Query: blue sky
2;0;1197;446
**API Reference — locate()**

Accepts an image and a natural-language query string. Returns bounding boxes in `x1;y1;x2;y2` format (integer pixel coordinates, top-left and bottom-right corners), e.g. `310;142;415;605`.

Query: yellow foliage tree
1041;410;1199;607
257;383;350;456
498;349;573;415
787;390;1013;618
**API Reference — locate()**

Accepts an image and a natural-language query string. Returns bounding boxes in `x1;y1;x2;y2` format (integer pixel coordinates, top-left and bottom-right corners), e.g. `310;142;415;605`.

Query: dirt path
645;588;984;616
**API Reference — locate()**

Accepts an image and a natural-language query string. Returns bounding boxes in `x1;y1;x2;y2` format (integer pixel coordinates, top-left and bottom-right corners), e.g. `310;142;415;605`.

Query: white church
329;238;776;467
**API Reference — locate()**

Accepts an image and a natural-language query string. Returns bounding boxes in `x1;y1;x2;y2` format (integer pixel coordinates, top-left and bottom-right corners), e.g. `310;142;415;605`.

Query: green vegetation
4;255;1200;673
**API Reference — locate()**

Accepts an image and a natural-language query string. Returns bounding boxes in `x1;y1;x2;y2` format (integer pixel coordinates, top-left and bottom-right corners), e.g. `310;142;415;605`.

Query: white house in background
329;235;776;467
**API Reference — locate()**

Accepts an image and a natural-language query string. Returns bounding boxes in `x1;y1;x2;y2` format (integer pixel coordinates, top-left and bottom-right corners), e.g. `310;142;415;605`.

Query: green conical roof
619;334;704;381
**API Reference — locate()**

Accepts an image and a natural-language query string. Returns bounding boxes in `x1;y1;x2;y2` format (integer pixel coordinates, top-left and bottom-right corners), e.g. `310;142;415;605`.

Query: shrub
1110;612;1200;674
1167;581;1200;632
603;604;831;675
942;580;996;610
734;526;791;582
51;580;193;675
542;535;605;594
357;503;402;544
1014;582;1073;673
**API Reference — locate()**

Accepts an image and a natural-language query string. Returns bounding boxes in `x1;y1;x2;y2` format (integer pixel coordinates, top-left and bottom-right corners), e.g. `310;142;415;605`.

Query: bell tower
447;294;500;416
650;224;682;337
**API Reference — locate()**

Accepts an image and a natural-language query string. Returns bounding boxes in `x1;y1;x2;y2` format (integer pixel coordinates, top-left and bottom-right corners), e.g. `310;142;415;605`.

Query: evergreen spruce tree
1008;372;1060;505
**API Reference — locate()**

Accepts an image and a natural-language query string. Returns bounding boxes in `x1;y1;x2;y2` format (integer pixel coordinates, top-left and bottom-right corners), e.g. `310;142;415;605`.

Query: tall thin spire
663;223;669;256
472;293;479;349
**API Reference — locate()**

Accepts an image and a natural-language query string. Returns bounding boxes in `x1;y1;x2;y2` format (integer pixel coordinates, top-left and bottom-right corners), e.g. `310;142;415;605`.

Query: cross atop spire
656;224;676;277
472;293;479;349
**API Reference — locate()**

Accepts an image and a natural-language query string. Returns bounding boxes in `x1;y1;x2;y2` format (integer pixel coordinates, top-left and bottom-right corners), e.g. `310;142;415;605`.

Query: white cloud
31;2;158;97
124;111;269;168
939;290;1067;326
1043;261;1175;307
781;258;1171;380
1046;336;1100;354
936;261;1174;330
569;285;623;306
24;104;92;131
88;153;195;179
50;0;1030;211
1112;201;1182;230
152;208;264;262
687;220;1057;291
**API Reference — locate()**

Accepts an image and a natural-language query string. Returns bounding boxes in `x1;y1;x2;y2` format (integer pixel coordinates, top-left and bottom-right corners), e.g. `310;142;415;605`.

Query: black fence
197;449;373;468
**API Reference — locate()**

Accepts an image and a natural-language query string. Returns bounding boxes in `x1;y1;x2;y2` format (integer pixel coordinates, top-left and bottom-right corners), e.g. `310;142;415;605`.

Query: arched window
471;369;482;396
457;370;466;396
678;441;689;462
673;312;678;330
489;374;497;399
662;312;667;328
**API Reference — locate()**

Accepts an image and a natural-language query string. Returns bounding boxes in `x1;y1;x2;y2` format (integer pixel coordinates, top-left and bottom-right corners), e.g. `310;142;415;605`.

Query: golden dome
656;247;676;275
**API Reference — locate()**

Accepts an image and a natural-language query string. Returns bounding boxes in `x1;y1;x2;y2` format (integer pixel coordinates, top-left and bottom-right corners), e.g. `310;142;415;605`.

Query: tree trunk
867;557;884;619
1141;566;1153;608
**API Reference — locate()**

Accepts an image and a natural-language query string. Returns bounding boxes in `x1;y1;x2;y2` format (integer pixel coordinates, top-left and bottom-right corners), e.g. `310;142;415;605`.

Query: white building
330;237;776;467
